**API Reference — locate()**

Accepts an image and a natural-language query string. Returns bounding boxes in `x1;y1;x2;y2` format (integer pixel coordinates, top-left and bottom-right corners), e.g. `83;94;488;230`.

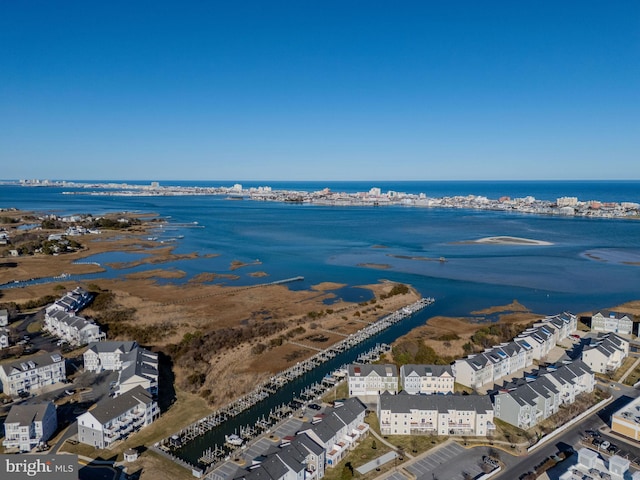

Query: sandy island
455;236;553;246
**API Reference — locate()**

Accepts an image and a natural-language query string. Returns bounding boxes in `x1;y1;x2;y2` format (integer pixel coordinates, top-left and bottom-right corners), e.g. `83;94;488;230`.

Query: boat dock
155;296;434;471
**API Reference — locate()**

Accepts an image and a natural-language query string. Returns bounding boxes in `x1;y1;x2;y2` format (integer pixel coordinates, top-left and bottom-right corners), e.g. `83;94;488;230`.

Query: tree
371;439;377;450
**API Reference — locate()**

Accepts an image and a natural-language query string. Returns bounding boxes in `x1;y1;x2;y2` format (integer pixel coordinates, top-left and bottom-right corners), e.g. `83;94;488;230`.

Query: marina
153;297;434;472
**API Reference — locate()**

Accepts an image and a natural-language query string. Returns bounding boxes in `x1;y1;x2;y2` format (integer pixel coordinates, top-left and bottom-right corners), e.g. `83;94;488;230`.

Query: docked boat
225;434;244;447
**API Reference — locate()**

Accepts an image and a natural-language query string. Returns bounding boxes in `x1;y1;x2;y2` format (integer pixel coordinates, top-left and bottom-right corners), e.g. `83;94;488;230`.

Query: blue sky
1;1;638;181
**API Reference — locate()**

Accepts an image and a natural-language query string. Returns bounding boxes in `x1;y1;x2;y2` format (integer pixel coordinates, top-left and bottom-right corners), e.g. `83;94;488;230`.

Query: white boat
225;434;244;446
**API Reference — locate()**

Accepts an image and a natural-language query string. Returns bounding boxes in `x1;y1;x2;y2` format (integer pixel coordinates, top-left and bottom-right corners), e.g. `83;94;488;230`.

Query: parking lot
404;442;497;480
582;430;640;467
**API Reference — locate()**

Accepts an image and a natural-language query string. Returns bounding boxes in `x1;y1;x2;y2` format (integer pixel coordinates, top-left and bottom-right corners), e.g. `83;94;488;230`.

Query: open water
1;180;640;316
2;180;640;464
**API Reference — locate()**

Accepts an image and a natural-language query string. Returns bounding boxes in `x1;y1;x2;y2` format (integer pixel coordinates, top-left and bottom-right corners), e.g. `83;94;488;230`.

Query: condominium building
0;351;66;396
2;401;57;452
77;386;159;449
378;391;495;437
400;364;454;395
590;311;634;335
581;333;629;374
347;364;398;401
492;361;594;430
83;341;158;397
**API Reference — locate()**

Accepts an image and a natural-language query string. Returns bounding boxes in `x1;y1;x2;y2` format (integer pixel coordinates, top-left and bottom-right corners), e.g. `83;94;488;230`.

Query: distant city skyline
1;1;638;181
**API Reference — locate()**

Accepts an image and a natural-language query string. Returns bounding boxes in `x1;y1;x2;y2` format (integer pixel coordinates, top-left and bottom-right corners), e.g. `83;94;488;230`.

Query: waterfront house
590;311;634;335
581;333;629;374
377;391;495;437
400;364;454;395
77;385;159;449
2;401;57;452
0;351;66;396
83;341;158;397
514;325;555;361
347;364;398;401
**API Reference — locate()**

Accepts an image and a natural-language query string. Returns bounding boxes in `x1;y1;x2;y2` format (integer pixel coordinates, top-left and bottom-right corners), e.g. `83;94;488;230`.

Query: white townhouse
514;325;556;361
83;341;159;397
493;361;594;430
453;353;494;391
347;364;398;402
77;385;159;449
0;329;9;349
2;401;57;452
581;333;630;374
591;311;634;335
0;351;66;396
45;286;93;316
297;398;369;468
400;364;454;395
0;308;8;327
378;391;495;437
453;338;536;391
538;312;577;342
44;310;105;346
543;360;595;405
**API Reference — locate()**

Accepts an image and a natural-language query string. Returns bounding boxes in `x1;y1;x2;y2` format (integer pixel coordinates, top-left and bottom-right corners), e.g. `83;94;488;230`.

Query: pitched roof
85;386;153;425
347;364;398;377
1;351;64;376
379;391;493;414
5;402;55;426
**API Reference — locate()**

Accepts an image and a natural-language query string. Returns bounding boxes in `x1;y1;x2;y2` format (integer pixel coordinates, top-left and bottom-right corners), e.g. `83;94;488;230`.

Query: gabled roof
379;391;493;414
347;364;398;377
400;364;453;377
84;386;153;425
86;340;139;354
1;351;64;376
5;402;55;426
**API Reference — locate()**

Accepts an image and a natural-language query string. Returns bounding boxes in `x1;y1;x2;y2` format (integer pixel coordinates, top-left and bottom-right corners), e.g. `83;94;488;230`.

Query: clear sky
1;1;638;181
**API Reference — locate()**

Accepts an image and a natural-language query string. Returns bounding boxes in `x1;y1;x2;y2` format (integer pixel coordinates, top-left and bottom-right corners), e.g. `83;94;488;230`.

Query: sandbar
458;236;553;246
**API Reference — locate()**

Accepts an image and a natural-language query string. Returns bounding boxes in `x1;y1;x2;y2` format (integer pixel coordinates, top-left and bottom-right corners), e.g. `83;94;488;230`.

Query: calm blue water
1;181;640;316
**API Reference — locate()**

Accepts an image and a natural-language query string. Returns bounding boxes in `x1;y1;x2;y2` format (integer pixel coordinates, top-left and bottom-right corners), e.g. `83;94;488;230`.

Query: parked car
308;404;321;411
607;444;618;454
600;441;610;450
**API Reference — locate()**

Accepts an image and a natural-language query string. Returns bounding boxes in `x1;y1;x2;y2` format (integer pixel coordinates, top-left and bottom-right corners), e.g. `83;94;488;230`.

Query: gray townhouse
492;361;594;429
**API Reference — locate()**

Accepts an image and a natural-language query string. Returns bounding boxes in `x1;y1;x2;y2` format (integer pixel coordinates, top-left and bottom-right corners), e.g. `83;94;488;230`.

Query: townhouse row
43;287;106;346
454;312;577;391
375;359;595;437
492;360;595;430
